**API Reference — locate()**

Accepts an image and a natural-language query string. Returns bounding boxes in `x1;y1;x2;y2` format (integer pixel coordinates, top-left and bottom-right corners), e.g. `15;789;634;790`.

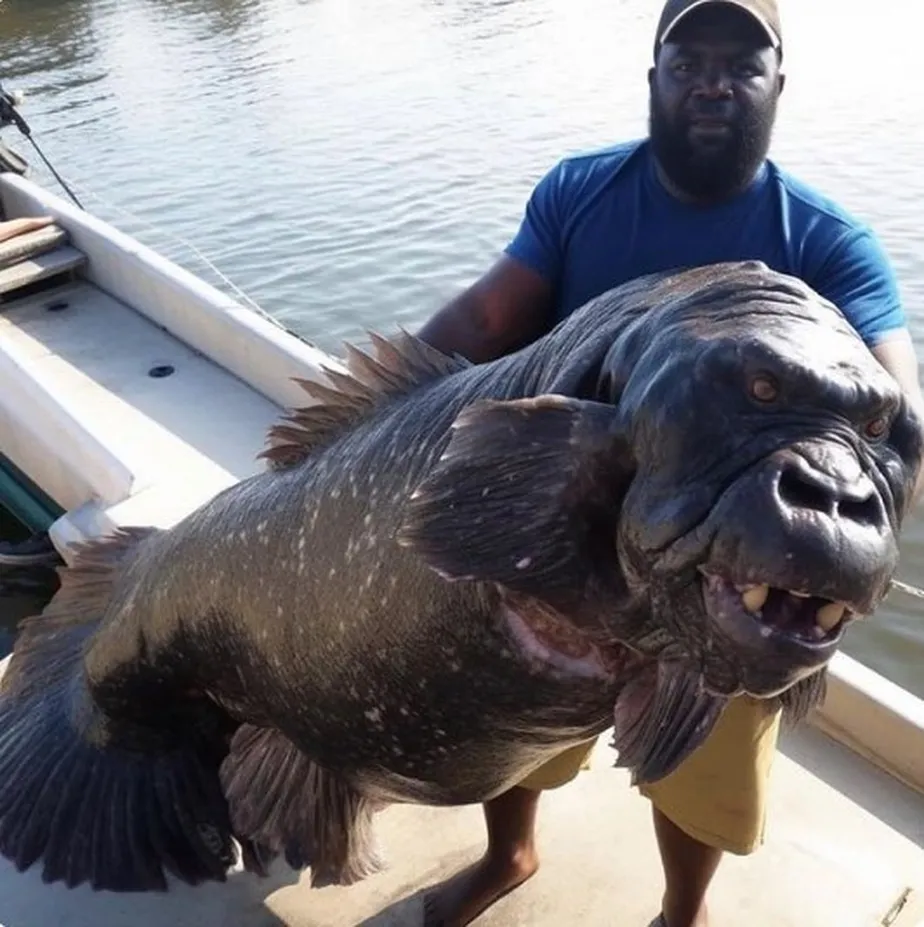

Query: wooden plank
0;224;69;270
0;246;86;297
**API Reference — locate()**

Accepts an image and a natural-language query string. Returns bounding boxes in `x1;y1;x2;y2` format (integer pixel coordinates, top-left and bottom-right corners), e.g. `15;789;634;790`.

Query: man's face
648;5;784;201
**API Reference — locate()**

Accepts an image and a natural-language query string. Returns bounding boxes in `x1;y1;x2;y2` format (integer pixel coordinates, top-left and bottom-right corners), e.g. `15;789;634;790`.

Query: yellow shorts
517;695;782;856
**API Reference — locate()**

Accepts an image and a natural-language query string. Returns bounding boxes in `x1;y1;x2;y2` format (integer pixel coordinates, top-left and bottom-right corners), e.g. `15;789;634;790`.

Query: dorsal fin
260;329;469;470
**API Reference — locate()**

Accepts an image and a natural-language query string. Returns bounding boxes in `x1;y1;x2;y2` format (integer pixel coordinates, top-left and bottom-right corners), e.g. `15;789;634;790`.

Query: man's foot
423;846;539;927
423;786;542;926
656;908;710;927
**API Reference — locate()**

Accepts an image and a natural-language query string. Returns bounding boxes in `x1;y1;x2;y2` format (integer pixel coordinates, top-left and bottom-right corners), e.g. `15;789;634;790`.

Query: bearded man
415;1;924;924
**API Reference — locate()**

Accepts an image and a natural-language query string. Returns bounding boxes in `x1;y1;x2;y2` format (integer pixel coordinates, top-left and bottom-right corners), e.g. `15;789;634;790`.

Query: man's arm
871;330;924;504
416;255;554;364
809;225;924;504
416;161;570;363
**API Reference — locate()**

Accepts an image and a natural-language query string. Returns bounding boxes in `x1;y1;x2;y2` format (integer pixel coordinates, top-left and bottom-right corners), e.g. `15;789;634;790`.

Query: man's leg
425;695;781;927
651;807;722;926
423;739;595;926
639;695;783;927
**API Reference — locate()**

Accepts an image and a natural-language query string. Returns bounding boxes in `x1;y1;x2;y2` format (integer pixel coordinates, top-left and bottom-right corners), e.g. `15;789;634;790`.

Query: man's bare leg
653;805;721;927
423;786;541;927
423;790;722;927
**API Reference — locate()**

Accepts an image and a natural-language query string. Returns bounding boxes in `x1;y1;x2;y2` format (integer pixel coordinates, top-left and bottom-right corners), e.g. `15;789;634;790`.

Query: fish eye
864;415;890;441
749;374;778;404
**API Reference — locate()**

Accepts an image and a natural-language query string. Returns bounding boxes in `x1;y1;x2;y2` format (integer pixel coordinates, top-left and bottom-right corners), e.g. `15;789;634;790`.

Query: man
414;1;924;925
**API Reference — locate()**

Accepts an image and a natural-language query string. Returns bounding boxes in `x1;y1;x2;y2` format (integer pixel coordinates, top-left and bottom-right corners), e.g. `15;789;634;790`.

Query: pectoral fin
397;394;633;604
611;661;726;786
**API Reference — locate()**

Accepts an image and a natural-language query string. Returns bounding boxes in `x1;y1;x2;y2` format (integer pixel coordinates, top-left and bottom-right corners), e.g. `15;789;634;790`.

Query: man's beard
648;91;777;201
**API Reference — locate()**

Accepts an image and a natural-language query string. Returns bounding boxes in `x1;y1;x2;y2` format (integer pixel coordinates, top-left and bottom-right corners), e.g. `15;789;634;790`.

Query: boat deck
0;271;284;552
0;721;919;926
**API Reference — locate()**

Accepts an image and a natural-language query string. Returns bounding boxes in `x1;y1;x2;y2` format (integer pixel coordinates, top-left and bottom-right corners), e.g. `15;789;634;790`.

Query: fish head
599;261;924;700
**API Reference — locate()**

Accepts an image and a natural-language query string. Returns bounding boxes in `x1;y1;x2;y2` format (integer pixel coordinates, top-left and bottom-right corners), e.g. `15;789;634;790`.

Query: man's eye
734;62;762;78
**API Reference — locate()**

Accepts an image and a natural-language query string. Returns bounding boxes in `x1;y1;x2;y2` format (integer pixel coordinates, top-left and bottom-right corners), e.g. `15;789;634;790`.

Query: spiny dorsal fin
260;329;469;471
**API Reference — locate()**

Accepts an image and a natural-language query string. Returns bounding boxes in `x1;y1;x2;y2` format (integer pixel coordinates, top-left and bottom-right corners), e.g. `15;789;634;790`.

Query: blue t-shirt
505;139;905;347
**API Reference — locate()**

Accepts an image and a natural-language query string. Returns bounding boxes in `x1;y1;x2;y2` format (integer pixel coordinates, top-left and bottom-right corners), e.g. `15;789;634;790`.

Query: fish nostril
777;468;833;515
839;495;882;527
777;465;881;526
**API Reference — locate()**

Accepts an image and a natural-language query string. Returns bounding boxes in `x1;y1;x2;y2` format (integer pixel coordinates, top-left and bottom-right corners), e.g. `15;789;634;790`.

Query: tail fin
0;529;239;892
220;724;385;887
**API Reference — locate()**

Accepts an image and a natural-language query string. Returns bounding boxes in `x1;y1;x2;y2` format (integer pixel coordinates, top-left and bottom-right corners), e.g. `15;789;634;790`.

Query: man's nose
693;68;733;98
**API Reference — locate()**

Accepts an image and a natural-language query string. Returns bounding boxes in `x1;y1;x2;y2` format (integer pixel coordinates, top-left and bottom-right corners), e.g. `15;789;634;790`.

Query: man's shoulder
543;138;648;195
765;160;871;240
556;138;647;172
765;161;905;345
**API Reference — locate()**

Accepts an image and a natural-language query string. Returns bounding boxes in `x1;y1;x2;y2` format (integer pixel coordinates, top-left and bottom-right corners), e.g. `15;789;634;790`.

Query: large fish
0;261;919;895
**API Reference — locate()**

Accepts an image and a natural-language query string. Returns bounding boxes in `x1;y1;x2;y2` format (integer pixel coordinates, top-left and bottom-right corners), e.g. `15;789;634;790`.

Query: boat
0;89;922;927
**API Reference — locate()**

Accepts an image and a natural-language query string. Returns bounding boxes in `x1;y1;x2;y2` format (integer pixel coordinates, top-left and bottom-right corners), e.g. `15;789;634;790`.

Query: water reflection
0;0;100;86
139;0;267;38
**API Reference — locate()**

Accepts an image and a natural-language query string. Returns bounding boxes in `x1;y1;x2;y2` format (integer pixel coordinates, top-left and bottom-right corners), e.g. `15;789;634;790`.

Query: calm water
2;0;924;696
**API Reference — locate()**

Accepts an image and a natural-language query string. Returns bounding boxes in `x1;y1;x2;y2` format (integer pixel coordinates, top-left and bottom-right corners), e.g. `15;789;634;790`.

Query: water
2;0;923;696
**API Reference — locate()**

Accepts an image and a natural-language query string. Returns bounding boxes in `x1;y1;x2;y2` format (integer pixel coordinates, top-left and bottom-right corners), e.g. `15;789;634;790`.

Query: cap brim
659;0;781;49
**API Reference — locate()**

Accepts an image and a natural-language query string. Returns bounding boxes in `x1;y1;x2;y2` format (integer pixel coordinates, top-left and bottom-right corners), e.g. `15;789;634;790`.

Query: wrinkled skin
0;260;920;895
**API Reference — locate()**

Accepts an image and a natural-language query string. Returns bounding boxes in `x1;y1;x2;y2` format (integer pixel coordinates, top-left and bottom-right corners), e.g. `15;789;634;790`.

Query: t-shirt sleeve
809;225;907;347
503;162;568;285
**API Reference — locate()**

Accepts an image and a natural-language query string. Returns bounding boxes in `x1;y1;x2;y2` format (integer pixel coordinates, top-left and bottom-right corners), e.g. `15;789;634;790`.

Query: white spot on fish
516;557;532;570
365;707;383;725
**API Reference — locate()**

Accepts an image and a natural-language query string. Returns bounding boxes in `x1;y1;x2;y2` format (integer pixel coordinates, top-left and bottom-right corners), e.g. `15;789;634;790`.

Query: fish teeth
815;602;846;633
738;583;769;613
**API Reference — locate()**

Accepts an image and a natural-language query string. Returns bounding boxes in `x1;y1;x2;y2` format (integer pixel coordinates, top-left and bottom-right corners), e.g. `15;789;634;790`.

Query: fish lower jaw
698;569;853;654
502;605;614;681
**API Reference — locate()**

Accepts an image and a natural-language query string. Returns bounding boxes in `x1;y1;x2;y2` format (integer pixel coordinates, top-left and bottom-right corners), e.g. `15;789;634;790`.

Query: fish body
0;260;920;893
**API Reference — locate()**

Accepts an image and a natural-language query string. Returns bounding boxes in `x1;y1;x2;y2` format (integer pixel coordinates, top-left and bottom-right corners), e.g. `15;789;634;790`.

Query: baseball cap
655;0;782;55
